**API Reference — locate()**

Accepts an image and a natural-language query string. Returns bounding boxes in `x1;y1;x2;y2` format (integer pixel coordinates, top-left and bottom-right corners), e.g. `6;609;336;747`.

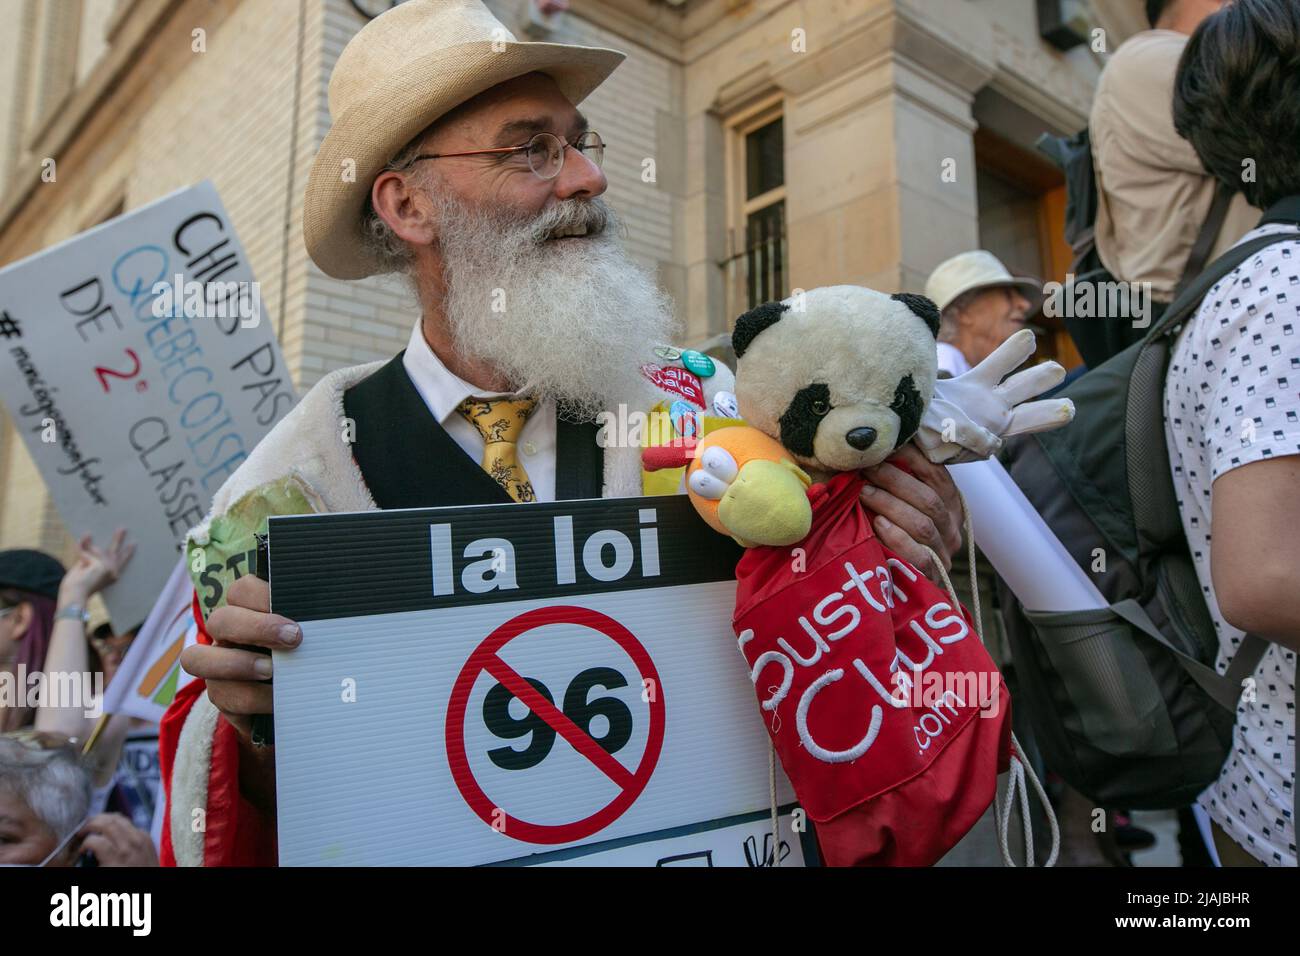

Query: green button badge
680;349;715;378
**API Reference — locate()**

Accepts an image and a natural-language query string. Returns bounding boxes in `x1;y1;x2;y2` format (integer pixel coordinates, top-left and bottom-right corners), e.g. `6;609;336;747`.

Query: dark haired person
0;550;64;732
1;532;133;739
1166;0;1300;867
1090;0;1258;334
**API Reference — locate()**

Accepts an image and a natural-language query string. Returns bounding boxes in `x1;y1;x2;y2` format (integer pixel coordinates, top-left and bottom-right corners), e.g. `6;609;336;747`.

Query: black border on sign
483;802;822;866
267;494;742;622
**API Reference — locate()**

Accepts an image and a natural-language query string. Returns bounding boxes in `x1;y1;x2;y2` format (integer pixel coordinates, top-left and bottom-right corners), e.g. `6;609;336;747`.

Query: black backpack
1035;128;1234;369
997;196;1300;813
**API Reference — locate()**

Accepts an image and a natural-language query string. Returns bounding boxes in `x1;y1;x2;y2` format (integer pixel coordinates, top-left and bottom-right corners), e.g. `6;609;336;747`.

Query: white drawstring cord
769;740;781;867
923;491;1060;867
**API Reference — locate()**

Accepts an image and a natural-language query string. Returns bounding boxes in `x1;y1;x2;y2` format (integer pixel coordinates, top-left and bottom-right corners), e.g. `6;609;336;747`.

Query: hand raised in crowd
57;528;136;605
860;443;964;578
180;574;298;741
75;813;158;867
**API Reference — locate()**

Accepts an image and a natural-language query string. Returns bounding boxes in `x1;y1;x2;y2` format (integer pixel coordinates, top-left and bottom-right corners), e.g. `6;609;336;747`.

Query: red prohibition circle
445;605;666;845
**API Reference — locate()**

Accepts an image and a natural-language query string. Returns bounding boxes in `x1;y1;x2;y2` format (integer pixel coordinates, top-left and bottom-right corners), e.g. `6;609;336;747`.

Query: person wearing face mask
924;251;1043;378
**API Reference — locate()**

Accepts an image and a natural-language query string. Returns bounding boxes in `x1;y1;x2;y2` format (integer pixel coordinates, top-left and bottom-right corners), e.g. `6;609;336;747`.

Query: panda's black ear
732;301;790;358
891;293;940;338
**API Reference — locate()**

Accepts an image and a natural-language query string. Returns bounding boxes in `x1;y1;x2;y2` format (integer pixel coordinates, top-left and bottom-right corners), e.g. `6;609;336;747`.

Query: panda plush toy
658;284;1071;547
732;286;939;477
641;284;1071;866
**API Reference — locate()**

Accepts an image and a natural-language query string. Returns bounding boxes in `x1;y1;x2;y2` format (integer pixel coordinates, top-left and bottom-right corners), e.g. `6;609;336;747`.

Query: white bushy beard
432;193;679;421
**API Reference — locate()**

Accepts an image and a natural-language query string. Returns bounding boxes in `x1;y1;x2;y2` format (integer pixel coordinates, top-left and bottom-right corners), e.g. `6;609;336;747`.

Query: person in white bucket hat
925;250;1043;377
158;0;1068;866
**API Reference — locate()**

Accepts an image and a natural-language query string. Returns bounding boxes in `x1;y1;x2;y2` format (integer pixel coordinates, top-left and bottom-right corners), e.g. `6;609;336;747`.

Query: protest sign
268;495;813;866
0;181;295;628
100;558;198;724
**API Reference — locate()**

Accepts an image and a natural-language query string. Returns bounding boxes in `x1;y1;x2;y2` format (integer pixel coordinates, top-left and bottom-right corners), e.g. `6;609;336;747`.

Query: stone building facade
0;0;1141;561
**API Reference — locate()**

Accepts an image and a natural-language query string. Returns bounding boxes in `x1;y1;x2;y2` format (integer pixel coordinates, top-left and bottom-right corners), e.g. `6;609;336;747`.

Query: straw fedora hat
303;0;625;279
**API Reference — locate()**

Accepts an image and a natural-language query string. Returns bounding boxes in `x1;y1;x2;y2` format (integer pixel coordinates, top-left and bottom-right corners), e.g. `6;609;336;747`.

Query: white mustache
526;199;611;243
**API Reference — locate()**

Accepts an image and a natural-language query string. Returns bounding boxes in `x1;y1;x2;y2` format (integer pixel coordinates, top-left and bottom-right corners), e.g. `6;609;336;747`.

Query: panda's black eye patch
779;383;831;458
890;374;924;448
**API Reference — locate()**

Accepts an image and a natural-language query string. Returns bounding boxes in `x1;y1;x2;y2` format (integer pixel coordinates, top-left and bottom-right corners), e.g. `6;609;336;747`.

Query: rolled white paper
947;458;1108;613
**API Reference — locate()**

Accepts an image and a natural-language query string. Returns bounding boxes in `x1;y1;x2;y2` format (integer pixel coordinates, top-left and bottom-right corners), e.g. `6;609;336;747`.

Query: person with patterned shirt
1167;0;1300;867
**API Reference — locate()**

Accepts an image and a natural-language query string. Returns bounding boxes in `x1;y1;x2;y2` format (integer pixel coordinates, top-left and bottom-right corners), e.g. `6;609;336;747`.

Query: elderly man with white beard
158;0;1044;867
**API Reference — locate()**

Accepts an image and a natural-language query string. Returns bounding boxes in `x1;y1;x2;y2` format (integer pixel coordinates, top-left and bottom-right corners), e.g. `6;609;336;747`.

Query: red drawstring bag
733;470;1012;866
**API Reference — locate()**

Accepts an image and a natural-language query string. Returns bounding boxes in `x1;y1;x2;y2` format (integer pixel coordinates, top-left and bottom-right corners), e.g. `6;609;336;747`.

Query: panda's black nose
846;427;877;451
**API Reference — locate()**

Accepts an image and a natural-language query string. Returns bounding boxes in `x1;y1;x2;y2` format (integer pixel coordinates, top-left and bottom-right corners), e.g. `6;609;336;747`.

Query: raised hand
57;529;136;605
915;328;1075;464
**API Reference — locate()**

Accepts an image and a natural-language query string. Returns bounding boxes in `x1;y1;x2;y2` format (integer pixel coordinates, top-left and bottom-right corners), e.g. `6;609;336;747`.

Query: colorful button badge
680;349;715;378
669;400;701;439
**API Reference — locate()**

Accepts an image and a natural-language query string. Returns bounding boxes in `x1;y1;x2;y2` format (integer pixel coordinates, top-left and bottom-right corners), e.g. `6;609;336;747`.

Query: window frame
722;95;788;316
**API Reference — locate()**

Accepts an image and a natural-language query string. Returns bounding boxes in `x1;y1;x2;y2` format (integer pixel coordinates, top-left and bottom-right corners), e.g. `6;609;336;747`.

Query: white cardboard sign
267;496;811;866
0;182;294;627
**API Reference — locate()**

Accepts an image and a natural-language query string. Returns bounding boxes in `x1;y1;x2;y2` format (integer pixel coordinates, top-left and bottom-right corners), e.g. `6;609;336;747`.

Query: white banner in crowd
267;496;810;867
0;181;295;628
101;558;199;724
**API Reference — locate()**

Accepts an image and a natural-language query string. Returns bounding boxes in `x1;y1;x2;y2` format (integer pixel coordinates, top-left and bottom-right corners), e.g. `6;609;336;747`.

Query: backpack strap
1173;182;1235;299
1116;608;1295;832
1107;601;1264;711
1146;231;1294;342
1149;194;1300;340
1132;219;1300;541
1260;194;1300;226
1125;232;1289;560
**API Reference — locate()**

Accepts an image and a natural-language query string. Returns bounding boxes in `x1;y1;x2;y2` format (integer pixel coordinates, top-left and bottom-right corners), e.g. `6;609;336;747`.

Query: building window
724;108;788;318
745;116;784;200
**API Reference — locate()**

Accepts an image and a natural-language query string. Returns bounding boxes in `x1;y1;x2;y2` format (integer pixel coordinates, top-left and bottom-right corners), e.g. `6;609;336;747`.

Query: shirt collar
402;321;492;426
402;322;555;426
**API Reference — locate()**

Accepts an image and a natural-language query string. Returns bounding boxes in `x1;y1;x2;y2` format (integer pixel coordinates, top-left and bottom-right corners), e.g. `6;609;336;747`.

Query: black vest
341;352;605;509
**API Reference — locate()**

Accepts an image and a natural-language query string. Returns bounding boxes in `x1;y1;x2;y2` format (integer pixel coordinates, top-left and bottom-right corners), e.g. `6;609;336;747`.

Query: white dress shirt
401;322;558;502
935;341;972;377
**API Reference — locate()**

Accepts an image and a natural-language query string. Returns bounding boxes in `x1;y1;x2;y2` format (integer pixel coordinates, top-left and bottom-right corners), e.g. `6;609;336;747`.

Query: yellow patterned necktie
456;396;539;503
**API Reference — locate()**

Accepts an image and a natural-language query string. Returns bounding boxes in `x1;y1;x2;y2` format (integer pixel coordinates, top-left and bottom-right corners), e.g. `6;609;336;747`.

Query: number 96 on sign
452;616;660;840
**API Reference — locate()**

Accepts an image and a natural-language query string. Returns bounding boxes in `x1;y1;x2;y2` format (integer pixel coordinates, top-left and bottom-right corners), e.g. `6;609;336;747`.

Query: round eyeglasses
405;130;606;181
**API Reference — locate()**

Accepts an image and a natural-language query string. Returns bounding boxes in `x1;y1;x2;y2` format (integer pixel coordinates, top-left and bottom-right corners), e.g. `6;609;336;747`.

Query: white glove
916;328;1076;464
